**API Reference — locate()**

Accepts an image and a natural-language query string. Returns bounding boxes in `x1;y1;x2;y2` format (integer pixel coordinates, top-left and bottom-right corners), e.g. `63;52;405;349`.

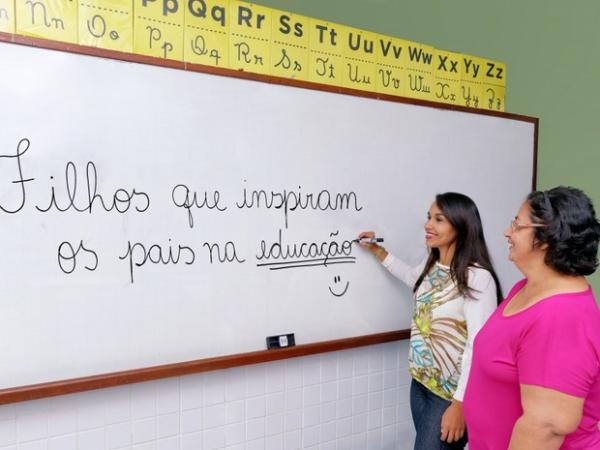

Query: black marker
352;237;384;244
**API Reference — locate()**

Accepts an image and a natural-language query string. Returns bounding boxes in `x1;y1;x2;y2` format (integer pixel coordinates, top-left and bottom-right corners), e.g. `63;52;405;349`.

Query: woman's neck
520;260;587;293
438;243;456;266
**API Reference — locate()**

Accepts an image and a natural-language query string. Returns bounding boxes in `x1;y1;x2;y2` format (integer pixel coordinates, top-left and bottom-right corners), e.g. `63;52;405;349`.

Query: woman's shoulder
520;286;600;337
466;265;496;289
537;286;598;316
531;298;600;357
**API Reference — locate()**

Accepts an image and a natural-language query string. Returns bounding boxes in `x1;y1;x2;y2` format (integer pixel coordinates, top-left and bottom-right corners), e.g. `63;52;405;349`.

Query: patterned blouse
382;255;497;401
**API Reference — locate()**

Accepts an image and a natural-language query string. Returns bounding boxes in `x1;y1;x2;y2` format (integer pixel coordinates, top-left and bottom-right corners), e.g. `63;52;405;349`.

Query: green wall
257;0;600;291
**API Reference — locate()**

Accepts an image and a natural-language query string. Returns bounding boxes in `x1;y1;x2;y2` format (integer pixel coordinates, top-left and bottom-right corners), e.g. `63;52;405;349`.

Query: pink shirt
464;279;600;450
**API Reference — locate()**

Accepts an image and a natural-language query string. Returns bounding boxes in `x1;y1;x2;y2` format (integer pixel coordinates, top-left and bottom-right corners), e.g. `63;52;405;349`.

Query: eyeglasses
510;218;545;232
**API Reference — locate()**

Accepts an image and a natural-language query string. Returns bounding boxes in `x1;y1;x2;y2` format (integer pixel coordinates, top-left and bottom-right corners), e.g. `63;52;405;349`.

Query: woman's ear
530;230;549;251
531;237;549;251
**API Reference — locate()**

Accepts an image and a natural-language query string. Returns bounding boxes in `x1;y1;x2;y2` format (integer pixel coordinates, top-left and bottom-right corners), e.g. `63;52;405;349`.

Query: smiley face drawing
328;275;349;297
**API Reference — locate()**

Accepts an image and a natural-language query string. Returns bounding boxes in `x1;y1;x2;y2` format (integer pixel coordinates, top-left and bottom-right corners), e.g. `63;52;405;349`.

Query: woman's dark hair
527;186;600;276
413;192;503;304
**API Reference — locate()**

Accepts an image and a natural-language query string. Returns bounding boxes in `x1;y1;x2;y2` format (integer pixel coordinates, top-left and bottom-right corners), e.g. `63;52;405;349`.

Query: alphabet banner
6;0;505;110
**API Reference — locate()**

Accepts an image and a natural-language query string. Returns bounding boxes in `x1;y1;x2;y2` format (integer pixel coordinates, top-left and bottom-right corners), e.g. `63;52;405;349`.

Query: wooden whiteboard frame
0;31;538;405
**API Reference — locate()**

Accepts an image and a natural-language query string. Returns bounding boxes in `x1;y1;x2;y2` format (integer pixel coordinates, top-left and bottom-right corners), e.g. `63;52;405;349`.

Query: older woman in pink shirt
463;186;600;450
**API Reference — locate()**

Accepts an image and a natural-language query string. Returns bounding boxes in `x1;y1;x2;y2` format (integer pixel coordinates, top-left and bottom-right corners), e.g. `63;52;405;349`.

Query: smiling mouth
328;282;350;297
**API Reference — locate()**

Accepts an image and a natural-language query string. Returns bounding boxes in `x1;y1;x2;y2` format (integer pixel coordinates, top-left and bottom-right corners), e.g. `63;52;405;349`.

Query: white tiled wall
0;341;413;450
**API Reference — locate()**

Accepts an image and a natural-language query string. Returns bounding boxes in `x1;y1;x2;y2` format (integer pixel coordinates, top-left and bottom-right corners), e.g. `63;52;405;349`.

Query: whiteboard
0;41;535;389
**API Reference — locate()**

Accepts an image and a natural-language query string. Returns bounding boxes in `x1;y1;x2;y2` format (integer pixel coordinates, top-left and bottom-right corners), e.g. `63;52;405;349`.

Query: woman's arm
357;231;388;261
357;231;424;287
442;268;497;442
508;384;584;450
453;268;497;401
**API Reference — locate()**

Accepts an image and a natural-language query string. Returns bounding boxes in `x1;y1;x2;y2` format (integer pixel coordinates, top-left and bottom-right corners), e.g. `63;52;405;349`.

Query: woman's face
504;201;545;265
424;202;457;251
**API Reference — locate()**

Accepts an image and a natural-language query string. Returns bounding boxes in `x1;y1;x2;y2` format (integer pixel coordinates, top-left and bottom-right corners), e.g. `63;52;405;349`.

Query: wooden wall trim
0;330;410;405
